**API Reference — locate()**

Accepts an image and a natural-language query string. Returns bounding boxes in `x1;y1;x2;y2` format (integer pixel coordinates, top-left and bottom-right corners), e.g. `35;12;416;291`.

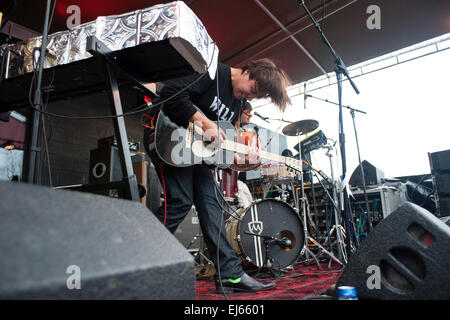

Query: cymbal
282;119;319;136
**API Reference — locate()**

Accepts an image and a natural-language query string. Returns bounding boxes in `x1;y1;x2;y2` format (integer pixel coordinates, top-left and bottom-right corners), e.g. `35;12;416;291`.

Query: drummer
235;102;256;208
237;101;253;129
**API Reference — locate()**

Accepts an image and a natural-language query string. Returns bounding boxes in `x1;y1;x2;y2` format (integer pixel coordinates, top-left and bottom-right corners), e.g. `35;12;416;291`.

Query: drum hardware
323;142;347;264
305;147;347;266
283;120;344;269
191;233;216;279
280;184;289;203
244;231;293;277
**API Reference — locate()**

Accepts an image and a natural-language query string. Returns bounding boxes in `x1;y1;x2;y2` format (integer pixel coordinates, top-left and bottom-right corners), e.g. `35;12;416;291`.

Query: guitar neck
222;140;302;170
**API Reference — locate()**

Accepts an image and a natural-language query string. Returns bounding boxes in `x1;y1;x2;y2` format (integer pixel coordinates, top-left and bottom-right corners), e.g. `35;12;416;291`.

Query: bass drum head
237;199;304;269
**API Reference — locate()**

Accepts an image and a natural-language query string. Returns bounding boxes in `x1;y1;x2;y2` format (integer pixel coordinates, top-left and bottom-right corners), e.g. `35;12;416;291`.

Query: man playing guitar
148;58;291;293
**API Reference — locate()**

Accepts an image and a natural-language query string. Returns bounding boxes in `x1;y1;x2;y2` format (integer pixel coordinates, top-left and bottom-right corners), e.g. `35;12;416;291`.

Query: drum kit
193;119;346;279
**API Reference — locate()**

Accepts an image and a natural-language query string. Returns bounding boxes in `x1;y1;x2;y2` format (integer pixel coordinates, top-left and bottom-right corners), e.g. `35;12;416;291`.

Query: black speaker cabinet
429;149;450;217
89;146;145;184
337;202;450;300
89;145;147;198
89;146;121;185
0;181;195;299
349;160;385;187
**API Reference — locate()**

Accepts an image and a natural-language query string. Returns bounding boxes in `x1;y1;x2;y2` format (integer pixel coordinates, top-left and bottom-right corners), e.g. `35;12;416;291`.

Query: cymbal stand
303;162;345;268
295;134;343;269
294;133;319;268
324;143;347;265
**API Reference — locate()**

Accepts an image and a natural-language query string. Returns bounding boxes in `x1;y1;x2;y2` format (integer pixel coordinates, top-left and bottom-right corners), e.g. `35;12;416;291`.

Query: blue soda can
337;286;358;300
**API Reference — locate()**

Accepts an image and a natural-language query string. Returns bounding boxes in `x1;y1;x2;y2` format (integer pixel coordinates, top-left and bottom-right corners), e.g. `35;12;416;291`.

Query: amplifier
350;183;407;228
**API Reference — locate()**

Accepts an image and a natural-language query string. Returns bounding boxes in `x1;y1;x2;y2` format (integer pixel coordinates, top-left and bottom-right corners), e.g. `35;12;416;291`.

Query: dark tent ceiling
1;0;450;85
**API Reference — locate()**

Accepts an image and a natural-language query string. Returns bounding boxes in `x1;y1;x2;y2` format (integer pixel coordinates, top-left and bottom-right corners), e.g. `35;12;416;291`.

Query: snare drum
226;199;304;269
260;162;296;181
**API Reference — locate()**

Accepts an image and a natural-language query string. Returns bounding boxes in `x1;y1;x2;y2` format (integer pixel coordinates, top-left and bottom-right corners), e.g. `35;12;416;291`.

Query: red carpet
196;262;343;300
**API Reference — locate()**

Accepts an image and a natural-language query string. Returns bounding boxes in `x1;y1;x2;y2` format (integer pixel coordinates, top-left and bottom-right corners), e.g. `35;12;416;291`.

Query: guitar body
154;107;304;174
154;108;236;168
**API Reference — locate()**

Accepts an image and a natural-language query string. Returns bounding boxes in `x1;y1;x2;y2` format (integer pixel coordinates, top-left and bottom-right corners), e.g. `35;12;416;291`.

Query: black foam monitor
0;181;195;299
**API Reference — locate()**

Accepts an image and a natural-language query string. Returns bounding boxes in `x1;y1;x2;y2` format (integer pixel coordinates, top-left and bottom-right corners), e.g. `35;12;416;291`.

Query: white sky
250;44;450;180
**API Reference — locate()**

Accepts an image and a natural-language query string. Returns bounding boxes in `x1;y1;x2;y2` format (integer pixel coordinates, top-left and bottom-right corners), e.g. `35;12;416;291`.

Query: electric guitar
153;107;304;172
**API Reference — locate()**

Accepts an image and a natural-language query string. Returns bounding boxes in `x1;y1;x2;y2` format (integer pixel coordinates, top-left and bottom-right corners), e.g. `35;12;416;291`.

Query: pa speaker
349;160;385;187
0;181;195;299
337;202;450;299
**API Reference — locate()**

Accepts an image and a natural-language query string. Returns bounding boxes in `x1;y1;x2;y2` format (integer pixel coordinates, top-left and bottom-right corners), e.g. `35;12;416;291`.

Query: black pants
150;154;244;279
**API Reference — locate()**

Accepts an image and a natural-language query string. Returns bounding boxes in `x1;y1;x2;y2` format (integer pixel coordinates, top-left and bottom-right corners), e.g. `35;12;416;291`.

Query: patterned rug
196;262;343;300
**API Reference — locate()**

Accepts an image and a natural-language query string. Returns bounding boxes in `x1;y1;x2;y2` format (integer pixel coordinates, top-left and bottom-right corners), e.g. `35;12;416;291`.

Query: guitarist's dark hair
241;58;292;111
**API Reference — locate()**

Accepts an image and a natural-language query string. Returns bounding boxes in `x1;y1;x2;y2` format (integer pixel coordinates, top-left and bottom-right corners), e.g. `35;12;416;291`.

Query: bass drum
226;199;304;269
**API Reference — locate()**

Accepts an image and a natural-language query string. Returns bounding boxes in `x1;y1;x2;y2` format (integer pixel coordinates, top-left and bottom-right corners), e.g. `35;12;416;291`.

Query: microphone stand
299;0;361;257
253;112;294;125
244;231;284;277
305;94;373;234
22;0;52;184
265;117;293;123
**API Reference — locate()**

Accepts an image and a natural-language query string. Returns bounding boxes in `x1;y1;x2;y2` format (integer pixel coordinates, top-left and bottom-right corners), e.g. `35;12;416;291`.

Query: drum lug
235;235;240;241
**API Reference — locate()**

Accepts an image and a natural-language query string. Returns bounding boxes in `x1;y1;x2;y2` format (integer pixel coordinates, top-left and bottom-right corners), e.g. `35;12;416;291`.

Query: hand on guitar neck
230;132;261;171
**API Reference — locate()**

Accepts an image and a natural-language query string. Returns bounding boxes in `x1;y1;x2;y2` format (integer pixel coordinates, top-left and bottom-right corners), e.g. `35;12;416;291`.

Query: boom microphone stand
299;0;361;257
305;94;373;233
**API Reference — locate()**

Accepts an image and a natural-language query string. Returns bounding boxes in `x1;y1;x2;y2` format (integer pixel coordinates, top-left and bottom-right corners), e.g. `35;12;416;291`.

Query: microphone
254;111;270;123
244;231;292;249
317;169;333;186
277;237;292;249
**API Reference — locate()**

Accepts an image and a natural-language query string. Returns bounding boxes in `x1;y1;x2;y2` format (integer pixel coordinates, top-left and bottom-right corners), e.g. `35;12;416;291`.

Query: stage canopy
1;0;450;86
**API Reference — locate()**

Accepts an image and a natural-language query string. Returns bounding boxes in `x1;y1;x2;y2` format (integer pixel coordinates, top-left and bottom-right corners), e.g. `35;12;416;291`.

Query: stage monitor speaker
0;181;195;299
349;160;385;187
337;202;450;300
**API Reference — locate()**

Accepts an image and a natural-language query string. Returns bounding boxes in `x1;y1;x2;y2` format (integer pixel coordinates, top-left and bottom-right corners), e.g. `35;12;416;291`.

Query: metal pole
22;0;52;183
253;0;327;75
